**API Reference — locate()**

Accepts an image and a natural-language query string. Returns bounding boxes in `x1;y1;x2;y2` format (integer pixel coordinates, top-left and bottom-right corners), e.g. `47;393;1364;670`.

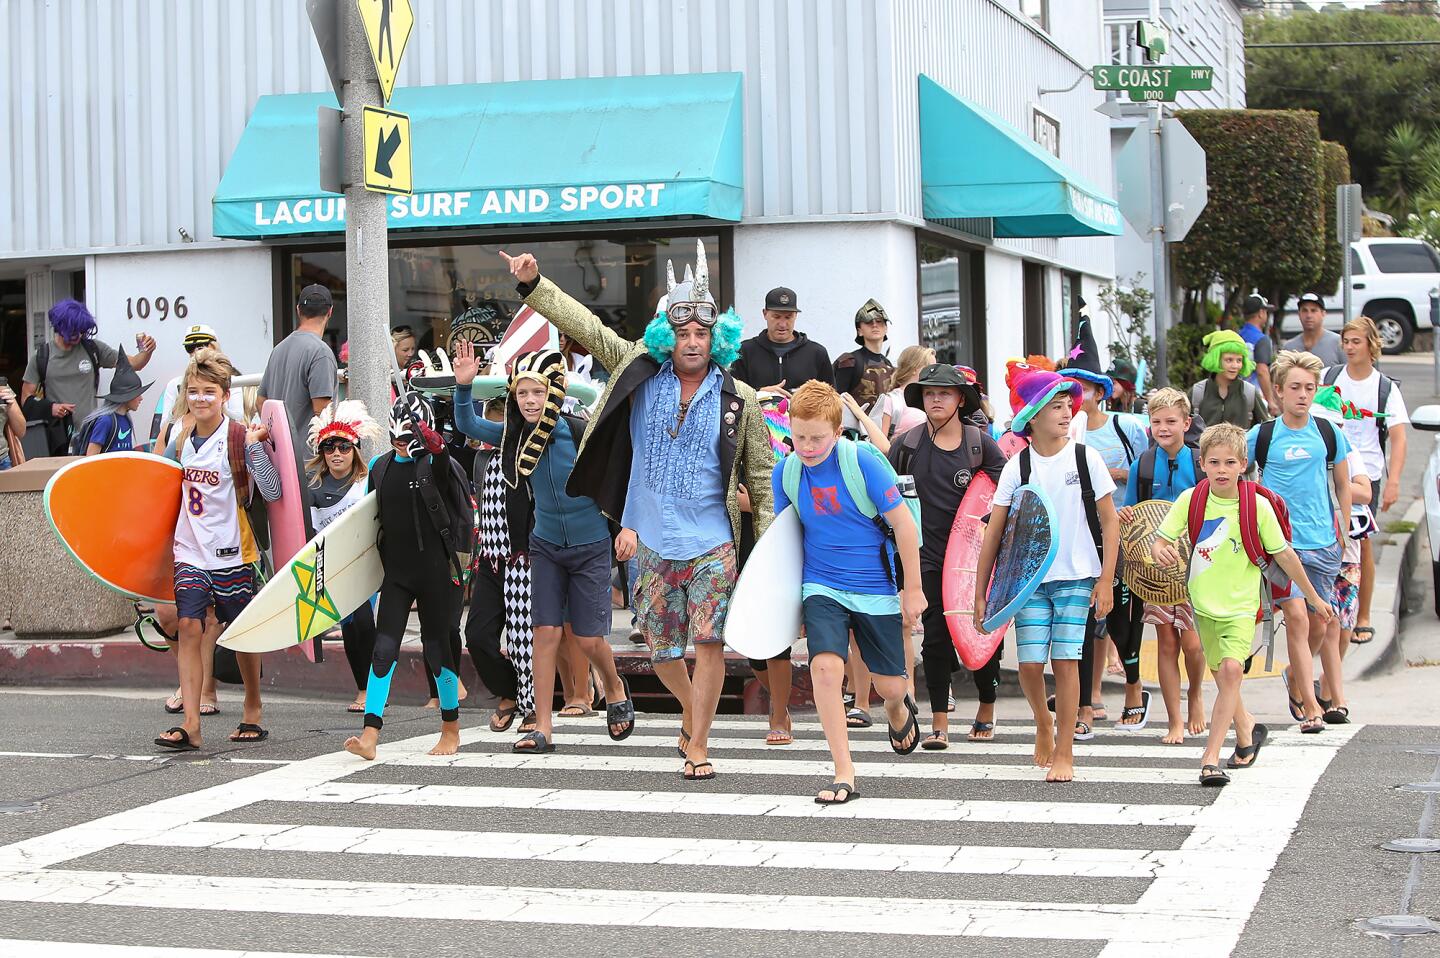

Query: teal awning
213;72;744;239
918;74;1121;239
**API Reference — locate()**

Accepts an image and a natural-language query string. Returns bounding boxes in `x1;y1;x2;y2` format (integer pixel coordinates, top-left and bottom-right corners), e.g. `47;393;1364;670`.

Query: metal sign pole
1339;186;1354;327
342;0;393;463
1146;0;1169;386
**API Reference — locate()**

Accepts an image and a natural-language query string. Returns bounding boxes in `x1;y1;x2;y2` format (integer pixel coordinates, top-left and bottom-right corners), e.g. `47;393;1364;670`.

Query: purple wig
48;300;97;342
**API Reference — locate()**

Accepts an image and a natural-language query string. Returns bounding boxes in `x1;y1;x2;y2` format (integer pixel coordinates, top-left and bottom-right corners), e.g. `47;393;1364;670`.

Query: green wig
1200;329;1256;379
644;308;744;369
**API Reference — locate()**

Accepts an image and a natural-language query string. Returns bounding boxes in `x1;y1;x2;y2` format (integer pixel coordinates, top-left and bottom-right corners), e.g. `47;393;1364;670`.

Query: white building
2;0;1123;435
1102;1;1249;327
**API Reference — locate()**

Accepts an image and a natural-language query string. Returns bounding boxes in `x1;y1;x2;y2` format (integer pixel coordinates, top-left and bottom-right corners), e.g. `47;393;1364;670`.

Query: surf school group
21;251;1407;799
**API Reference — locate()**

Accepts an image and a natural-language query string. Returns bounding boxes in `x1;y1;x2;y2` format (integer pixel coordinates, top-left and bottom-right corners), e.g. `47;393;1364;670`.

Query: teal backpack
781;438;922;584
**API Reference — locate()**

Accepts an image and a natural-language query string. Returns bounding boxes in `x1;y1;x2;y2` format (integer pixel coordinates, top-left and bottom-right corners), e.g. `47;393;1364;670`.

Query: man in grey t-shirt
1283;292;1344;368
259;284;338;441
20;299;155;454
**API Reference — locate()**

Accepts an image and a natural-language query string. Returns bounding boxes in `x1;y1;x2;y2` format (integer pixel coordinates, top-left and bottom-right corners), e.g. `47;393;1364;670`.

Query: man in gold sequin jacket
499;243;774;781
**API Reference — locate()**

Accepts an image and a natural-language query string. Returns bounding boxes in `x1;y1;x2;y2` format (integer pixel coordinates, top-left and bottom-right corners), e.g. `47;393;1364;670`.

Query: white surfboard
724;506;804;661
218;492;382;654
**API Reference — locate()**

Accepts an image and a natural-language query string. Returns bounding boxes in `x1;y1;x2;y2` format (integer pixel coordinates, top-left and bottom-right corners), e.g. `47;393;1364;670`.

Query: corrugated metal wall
1;0;1117;278
891;0;1115;277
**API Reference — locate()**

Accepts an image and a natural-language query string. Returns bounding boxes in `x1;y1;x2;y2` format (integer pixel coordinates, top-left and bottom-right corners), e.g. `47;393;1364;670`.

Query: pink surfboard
941;472;1010;670
260;400;318;662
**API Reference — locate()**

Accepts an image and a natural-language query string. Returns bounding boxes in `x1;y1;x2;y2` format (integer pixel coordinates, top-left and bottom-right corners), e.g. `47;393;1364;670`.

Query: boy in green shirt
1152;423;1333;786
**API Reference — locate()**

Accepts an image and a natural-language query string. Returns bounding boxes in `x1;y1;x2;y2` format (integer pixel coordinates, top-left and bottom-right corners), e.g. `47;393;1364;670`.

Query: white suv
1279;237;1439;354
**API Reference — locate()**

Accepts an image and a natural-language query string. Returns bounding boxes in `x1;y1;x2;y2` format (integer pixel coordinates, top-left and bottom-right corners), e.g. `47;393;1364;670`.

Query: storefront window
285;232;726;367
917;237;985;375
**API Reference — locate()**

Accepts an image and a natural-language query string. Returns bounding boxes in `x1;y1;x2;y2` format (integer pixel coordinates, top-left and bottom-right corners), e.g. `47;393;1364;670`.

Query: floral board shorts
1142;600;1196;633
1336;563;1361;632
634;540;737;664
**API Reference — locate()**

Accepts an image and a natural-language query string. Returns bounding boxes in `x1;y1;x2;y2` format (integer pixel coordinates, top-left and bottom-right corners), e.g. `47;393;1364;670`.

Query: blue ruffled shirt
622;362;731;561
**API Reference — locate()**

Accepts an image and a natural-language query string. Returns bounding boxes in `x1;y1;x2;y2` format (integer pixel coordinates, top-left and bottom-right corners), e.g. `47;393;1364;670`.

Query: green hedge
1173;110;1325;302
1315;141;1352;296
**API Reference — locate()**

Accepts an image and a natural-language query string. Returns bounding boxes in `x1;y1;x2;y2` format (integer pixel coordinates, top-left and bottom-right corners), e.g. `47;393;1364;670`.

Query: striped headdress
502;349;569;487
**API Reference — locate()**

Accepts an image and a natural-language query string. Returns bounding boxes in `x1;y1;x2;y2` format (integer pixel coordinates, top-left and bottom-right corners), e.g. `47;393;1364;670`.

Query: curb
1350;497;1425;680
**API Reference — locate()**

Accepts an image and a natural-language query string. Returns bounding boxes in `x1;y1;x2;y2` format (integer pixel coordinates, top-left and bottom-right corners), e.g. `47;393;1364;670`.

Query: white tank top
173;425;258;570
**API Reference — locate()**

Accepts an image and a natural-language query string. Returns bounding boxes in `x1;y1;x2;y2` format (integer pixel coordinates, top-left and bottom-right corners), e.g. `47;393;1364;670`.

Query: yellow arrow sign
356;0;413;104
362;106;412;195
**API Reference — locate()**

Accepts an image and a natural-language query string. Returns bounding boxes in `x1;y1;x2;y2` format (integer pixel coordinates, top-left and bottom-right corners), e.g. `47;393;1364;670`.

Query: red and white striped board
489;304;555;374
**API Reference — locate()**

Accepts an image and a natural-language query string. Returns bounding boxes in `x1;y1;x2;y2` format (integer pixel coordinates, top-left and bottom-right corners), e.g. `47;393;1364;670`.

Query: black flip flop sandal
163;697;184;715
968;721;996;742
1300;715;1326;734
815;781;858;805
519;713;538;734
512;730;554;753
1282;667;1304;721
846;708;873;728
682;760;715;781
1227;723;1268;769
677;726;692;758
1351;626;1376;645
155;727;199;751
1324;705;1351;725
889;695;920;755
606;676;635;741
1200;764;1230;787
229;723;268;743
1114;690;1151;732
489;705;520;732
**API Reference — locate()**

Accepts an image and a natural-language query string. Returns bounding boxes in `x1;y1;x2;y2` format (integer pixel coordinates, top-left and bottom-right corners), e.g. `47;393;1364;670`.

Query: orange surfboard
45;452;182;603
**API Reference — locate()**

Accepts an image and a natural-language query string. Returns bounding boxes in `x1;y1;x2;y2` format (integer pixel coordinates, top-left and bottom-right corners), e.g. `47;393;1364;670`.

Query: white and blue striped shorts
1014;578;1096;665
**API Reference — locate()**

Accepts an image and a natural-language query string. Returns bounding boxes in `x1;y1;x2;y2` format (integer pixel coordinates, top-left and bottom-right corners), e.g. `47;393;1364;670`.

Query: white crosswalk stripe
0;719;1359;958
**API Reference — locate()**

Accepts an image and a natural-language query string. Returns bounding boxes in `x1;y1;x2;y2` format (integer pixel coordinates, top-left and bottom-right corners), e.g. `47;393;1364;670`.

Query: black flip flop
1115;690;1151;732
677;726;692;758
1282;667;1303;721
229;723;268;743
155;727;199;751
682;760;715;781
606;676;635;741
1200;764;1230;787
513;730;554;753
518;713;538;734
889;695;921;755
1227;723;1268;770
1324;705;1351;725
1351;626;1375;645
968;721;996;742
489;705;520;732
163;697;184;715
1313;680;1333;712
815;781;858;805
846;708;873;728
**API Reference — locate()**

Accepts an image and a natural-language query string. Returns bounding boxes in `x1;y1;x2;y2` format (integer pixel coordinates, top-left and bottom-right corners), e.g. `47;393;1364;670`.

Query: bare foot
429;720;460;756
1046;757;1075;782
1033;728;1055;768
458;681;468;700
344;728;379;760
1187;698;1208;737
1161;723;1185;745
423;698;439;710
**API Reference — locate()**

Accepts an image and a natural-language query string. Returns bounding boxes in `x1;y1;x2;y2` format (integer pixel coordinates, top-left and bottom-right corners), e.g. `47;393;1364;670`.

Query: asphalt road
0;689;1437;957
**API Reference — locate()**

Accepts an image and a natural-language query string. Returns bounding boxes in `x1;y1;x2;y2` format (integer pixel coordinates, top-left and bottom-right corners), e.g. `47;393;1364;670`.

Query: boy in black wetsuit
345;392;474;760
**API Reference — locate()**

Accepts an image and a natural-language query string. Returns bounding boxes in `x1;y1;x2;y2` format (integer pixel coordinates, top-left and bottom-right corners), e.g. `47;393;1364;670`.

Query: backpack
1322;365;1394;450
70;412;124;456
1020;442;1103;561
371;450;477;584
1186;478;1293;599
1253;416;1338;474
780;437;921;585
889;422;985;482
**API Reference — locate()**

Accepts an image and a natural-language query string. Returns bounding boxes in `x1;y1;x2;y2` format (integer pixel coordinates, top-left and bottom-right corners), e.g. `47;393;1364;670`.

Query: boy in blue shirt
452;341;635;755
1120;387;1207;744
773;382;925;805
1247;350;1351;733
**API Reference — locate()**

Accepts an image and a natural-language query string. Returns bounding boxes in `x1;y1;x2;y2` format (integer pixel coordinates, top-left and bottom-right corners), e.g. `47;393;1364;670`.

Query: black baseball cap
298;284;333;308
1242;293;1273;316
1297;292;1324;307
764;287;800;312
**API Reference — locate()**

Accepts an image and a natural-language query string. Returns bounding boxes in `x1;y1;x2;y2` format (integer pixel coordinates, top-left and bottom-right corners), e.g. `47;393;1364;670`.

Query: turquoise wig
644;307;744;369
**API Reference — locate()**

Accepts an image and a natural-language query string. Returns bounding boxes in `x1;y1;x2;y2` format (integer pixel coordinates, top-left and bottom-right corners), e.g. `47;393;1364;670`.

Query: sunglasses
667;302;718;328
319;439;355;454
184;340;216;354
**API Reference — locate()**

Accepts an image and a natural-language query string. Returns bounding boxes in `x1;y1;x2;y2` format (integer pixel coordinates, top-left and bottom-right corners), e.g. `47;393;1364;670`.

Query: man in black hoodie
728;287;833;396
